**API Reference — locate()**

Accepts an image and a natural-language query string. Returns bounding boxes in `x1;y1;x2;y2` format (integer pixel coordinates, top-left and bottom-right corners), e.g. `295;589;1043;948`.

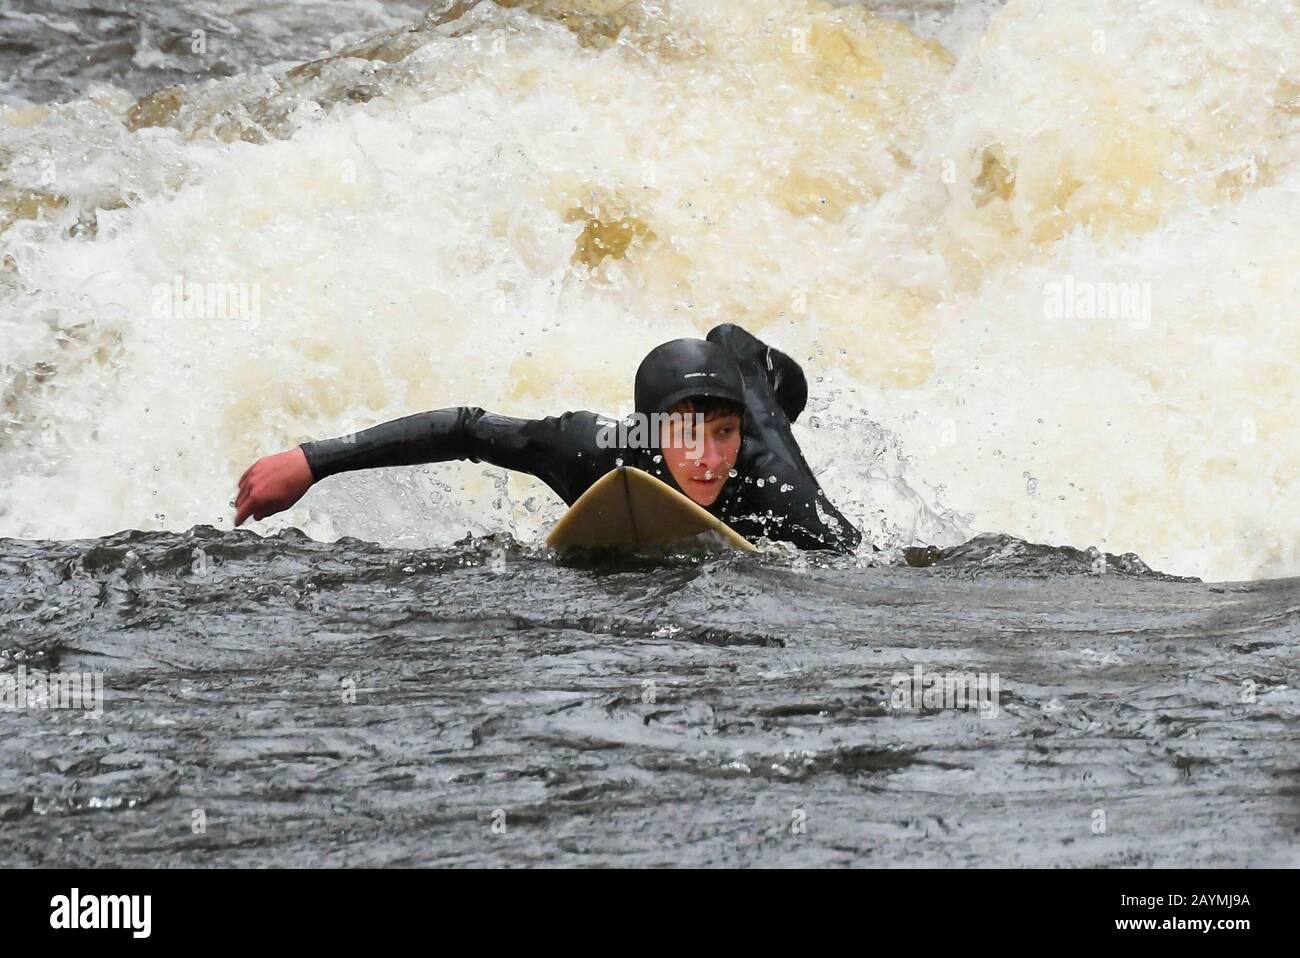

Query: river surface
1;1;1297;867
2;529;1296;866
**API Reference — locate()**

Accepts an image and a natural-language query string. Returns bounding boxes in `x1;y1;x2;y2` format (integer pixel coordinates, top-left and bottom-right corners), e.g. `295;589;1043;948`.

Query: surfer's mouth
684;475;725;503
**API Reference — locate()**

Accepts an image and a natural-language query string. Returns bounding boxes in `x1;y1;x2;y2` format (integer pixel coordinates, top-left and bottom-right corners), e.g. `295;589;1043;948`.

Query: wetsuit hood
634;338;746;416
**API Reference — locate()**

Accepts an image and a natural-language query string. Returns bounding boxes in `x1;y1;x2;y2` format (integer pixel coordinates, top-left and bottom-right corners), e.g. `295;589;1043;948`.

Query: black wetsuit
300;324;862;552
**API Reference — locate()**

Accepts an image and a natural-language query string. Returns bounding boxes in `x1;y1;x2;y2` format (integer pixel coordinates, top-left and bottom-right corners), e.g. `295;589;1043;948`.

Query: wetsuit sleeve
767;344;808;423
706;323;863;552
705;323;807;422
298;408;614;506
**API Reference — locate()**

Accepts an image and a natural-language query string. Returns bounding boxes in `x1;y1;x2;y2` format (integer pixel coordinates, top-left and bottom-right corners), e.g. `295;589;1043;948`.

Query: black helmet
634;338;746;416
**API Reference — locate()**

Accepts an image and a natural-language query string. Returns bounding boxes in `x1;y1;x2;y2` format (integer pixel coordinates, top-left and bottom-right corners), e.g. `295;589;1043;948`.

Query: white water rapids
2;0;1298;581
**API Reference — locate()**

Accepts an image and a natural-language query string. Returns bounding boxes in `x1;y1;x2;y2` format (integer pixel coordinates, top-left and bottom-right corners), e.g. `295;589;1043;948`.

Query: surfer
234;324;862;551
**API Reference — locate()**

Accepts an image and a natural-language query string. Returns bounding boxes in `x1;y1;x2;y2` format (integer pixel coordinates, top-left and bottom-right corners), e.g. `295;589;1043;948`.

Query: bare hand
234;447;315;527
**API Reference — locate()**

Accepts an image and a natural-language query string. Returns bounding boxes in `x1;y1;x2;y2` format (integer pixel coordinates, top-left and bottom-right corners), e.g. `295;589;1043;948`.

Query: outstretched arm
234;407;610;526
235;446;315;526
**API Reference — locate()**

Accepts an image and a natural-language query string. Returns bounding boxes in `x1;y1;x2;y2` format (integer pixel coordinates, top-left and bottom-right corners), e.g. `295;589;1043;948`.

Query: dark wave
2;528;1295;865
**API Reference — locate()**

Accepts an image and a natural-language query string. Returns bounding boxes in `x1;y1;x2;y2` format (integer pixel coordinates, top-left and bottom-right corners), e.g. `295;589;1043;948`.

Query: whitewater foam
2;0;1297;580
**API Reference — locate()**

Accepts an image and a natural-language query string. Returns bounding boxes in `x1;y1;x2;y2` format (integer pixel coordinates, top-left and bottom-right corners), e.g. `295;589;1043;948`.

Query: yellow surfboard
546;466;757;552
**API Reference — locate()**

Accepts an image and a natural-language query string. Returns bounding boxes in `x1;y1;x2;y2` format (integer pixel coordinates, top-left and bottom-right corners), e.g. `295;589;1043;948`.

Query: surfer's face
661;408;741;507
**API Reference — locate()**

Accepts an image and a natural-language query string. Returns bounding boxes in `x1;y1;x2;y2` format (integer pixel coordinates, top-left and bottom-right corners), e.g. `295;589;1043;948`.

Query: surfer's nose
698;439;725;472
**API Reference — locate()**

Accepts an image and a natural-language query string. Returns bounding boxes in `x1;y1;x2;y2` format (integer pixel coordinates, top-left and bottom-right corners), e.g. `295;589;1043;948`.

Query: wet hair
668;395;744;422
